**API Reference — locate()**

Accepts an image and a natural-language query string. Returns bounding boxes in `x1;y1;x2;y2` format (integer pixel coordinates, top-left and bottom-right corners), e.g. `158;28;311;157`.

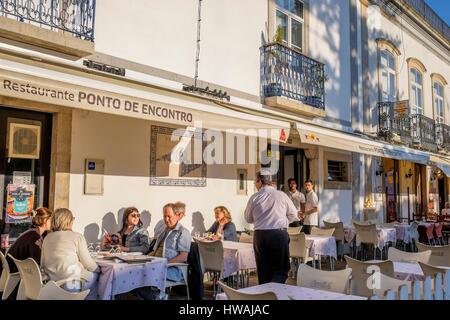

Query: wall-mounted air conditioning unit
7;123;41;159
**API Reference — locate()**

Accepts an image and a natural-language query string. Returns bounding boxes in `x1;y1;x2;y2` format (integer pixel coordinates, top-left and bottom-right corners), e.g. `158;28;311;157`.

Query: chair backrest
37;281;89;300
289;232;308;260
0;251;10;290
296;263;352;294
373;273;411;297
196;239;224;273
344;255;394;297
434;223;443;237
288;226;302;235
8;255;43;300
418;261;449;279
218;281;277;300
310;226;335;237
239;233;253;244
352;220;370;226
323;221;345;242
388;247;431;264
409;222;420;241
354;223;377;245
416;243;450;267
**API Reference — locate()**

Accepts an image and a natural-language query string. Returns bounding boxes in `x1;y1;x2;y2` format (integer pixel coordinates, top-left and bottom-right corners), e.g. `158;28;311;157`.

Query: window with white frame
410;68;423;115
433;82;444;123
275;0;304;51
380;50;396;102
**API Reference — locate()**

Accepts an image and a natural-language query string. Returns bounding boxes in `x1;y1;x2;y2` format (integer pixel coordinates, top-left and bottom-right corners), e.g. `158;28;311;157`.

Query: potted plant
264;26;285;97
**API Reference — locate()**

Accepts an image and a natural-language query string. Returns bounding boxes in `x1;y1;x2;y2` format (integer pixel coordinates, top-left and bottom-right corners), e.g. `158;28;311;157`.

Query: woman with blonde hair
41;208;99;297
6;207;52;273
206;206;238;242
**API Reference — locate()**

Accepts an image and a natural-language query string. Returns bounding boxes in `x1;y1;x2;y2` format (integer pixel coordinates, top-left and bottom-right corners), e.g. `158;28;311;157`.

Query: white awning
295;122;430;164
429;155;450;176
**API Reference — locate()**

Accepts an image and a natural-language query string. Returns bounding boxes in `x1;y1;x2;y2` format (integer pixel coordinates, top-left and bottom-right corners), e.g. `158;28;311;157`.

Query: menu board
6;184;35;224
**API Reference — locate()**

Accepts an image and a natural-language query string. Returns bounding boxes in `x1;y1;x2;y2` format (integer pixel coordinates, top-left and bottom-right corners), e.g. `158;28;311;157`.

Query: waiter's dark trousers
254;229;290;284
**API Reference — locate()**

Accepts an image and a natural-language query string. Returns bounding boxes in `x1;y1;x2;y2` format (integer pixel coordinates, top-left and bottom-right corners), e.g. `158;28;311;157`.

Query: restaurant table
222;241;256;278
305;235;337;260
94;254;167;300
367;260;450;281
394;223;411;244
216;282;367;300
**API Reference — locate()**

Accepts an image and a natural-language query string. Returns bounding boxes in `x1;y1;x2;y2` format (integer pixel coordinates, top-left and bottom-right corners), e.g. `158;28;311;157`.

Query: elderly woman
41;208;99;295
7;207;52;273
103;207;150;254
206;206;238;242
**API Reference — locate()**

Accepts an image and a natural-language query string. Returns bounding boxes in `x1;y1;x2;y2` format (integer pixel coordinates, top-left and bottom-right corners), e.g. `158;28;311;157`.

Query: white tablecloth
96;256;167;300
394;224;410;243
344;226;397;249
216;282;366;300
222;241;256;278
305;235;337;259
367;260;450;281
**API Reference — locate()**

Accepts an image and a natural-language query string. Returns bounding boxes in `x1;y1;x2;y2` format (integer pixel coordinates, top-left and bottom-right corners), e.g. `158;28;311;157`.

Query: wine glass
194;231;200;239
87;243;94;253
95;242;101;253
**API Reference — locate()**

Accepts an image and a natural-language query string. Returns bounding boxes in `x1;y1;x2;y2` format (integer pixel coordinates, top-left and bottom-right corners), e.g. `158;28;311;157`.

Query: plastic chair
323;221;345;261
344;255;394;297
354;224;379;260
239;233;253;244
387;247;431;264
37;281;89;300
310;226;335;237
296;263;352;294
416;242;450;267
288;226;302;235
418;225;435;245
373;273;411;298
409;221;420;252
418;261;449;279
165;262;190;300
289;232;314;277
434;223;445;245
196;239;224;296
0;251;21;300
218;281;277;300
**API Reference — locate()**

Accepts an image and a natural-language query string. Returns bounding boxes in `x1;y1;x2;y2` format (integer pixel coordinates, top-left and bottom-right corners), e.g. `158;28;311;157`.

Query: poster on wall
6;184;35;224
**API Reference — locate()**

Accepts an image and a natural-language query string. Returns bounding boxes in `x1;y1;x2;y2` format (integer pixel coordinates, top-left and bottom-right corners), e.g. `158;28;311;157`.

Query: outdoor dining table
222;240;256;279
367;260;450;281
344;226;397;250
94;254;167;300
215;282;367;300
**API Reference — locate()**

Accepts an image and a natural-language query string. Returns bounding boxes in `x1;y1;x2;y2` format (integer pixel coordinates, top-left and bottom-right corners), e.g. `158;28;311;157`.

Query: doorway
277;146;308;193
384;159;399;222
438;175;446;215
0;106;52;240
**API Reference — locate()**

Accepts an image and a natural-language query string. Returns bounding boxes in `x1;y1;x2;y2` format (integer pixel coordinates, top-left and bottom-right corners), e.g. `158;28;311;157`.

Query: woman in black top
6;207;52;272
206;206;238;242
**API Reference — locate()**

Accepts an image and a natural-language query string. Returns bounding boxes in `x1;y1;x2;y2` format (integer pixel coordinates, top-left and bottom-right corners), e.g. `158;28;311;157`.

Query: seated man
134;203;191;299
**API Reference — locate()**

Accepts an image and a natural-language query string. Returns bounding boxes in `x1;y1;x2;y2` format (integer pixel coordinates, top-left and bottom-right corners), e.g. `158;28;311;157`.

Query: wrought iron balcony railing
0;0;96;41
436;123;450;151
377;100;438;152
411;113;437;152
260;42;325;109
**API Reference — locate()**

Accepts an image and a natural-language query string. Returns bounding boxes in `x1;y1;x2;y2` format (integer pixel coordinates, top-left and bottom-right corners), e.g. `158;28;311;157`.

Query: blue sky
425;0;450;25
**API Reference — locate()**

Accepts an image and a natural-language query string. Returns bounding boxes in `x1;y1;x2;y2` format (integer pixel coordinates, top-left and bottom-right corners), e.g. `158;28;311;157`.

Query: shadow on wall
83;207;153;243
191;211;206;236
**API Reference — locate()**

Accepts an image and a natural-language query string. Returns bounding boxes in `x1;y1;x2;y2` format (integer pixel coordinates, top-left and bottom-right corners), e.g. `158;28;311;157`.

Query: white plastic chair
9;255;83;300
165;262;190;300
289;232;314;276
288;226;302;235
218;281;277;300
416;243;450;267
196;239;224;296
296;263;352;294
37;281;89;300
388;247;431;264
0;251;21;300
239;233;253;243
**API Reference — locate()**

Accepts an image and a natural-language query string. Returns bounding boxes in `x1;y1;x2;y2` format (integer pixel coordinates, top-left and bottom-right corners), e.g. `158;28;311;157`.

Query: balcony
0;0;95;58
260;42;326;118
436;123;450;152
377;100;438;152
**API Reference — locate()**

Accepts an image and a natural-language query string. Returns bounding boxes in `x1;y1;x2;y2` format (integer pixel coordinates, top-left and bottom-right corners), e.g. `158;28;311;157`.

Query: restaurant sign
0;70;194;126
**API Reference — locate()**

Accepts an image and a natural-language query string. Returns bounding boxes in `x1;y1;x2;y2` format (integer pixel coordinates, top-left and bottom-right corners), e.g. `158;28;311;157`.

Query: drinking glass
87;243;94;252
194;232;200;239
95;242;101;253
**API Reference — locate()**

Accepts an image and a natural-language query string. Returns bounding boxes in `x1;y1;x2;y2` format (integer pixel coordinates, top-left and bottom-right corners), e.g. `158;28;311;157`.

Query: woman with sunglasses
103;207;150;254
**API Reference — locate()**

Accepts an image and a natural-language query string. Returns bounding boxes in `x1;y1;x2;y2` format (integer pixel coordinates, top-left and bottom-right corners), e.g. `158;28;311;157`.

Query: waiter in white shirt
300;179;319;234
286;178;305;227
244;171;299;284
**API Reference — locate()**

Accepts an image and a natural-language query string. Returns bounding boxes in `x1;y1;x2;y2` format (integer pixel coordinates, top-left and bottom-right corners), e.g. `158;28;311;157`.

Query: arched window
410;68;423;115
380;50;396;102
431;73;447;124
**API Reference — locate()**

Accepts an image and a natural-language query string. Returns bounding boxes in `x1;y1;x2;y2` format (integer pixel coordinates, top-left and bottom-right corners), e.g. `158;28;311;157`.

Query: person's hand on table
119;246;129;252
148;251;155;256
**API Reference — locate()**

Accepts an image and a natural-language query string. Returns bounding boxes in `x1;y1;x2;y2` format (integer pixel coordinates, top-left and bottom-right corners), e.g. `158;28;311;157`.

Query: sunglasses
130;213;141;218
